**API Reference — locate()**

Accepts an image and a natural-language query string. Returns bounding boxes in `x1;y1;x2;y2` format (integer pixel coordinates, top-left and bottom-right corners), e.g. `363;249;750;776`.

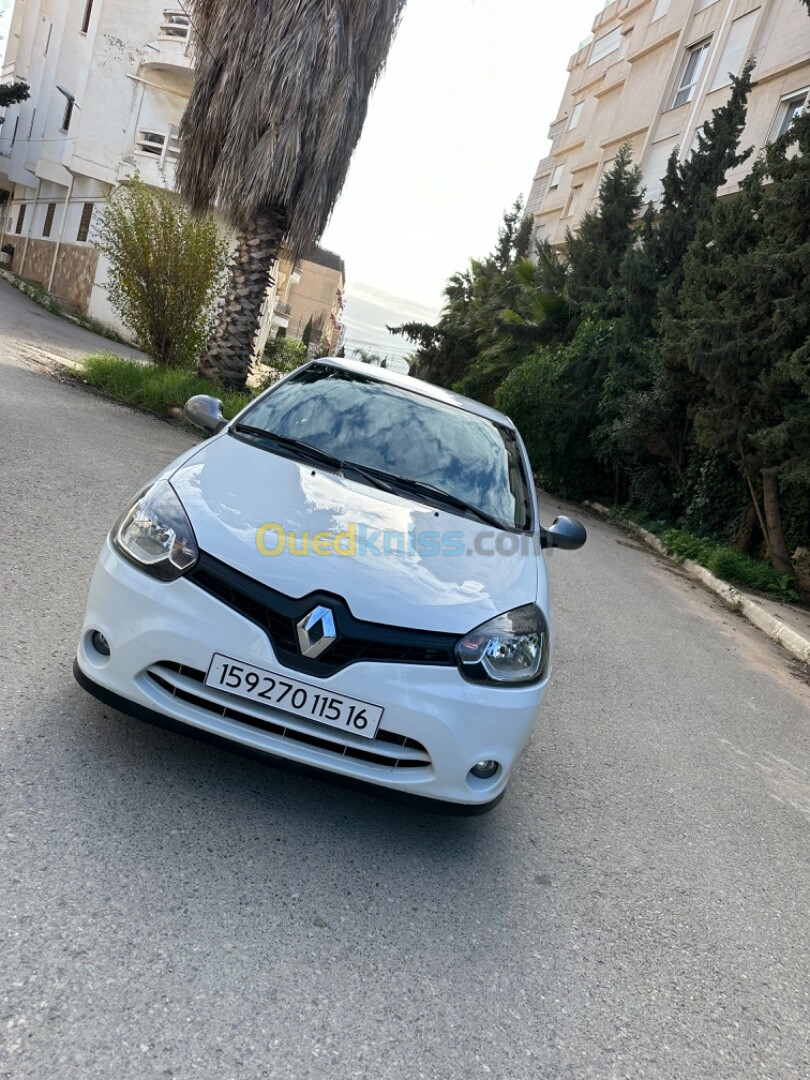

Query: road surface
1;285;808;1078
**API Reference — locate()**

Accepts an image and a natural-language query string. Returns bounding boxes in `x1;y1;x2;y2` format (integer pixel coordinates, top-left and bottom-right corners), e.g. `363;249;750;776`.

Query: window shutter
710;12;757;92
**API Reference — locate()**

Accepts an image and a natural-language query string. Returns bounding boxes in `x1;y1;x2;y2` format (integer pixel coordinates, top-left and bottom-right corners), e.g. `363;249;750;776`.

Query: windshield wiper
232;425;344;470
233;429;512;528
343;465;510;530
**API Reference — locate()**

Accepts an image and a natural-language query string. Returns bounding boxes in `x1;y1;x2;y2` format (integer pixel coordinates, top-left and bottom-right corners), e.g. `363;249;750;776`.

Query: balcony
141;11;194;85
119;127;180;189
271;299;292;330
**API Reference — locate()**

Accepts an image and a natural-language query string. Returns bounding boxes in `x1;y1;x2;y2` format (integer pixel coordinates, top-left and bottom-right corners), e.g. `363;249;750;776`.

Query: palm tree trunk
761;468;795;577
199;206;287;388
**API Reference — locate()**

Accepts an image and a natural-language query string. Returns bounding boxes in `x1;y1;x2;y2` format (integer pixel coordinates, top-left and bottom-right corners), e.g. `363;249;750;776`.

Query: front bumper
74;541;550;809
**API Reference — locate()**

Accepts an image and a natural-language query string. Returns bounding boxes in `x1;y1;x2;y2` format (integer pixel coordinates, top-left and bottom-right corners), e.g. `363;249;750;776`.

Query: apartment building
527;0;810;246
276;245;346;353
0;0;191;320
0;0;344;353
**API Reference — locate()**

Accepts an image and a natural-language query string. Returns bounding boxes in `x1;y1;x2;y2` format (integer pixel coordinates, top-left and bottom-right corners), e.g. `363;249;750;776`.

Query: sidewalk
0;272;146;370
585;502;810;666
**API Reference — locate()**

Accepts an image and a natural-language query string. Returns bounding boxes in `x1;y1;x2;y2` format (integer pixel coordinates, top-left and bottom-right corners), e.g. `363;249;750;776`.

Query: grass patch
658;529;798;600
78;352;251;421
658;527;799;601
608;507;799;601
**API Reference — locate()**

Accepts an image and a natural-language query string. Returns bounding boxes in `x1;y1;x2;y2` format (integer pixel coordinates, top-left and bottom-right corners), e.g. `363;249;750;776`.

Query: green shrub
94;177;228;368
262;336;307;375
659;528;798;600
79;353;250;420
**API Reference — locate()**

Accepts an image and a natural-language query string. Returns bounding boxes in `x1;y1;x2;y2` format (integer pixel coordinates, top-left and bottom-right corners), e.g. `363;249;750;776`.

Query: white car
74;358;585;813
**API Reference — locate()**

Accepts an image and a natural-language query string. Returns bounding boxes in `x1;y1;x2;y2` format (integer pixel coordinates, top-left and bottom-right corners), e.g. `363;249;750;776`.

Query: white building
0;0;195;326
0;0;324;354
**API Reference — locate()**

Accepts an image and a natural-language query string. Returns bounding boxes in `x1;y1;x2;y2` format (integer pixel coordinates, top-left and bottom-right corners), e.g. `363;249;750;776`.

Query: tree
390;199;533;395
596;66;757;513
653;61;754;291
177;1;406;387
661;106;810;576
497;320;617;500
95;178;228;368
0;81;29;109
564;144;645;315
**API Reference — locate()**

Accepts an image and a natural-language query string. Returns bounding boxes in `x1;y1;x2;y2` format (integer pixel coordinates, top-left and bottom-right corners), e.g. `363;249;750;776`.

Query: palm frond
178;0;406;253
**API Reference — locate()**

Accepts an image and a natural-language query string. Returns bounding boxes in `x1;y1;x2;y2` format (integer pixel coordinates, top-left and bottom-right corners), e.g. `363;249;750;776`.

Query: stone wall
19;239;54;287
51;244;100;314
0;235;99;314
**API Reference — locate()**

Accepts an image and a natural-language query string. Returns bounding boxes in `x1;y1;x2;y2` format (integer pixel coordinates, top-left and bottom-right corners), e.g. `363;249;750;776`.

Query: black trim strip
187;551;460;678
73;661;505;817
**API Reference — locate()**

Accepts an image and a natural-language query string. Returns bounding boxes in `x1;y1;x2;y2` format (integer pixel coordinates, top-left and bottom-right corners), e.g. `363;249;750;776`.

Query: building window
15;204;26;234
588;26;622;66
594;158;615;198
549;164;564;190
27;108;37;140
651;0;670;21
709;12;757;93
568;102;584;131
642;138;679;203
565;187;582;219
80;0;94;34
11;117;19;147
77;203;93;243
160;12;191;39
61;98;74;133
771;89;808;141
43;203;56;238
695;0;719;10
45;23;53;55
672;40;711;109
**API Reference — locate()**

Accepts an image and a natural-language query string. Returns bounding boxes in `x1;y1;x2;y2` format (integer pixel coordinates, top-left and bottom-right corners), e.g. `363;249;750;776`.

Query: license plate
204;653;383;740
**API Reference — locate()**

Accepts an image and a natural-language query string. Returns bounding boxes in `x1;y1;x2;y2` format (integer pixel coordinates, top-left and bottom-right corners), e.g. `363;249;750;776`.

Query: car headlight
113;480;198;581
456;604;549;685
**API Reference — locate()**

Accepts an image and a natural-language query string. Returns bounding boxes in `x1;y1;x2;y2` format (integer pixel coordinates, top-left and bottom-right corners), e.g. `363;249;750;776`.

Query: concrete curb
584;501;810;666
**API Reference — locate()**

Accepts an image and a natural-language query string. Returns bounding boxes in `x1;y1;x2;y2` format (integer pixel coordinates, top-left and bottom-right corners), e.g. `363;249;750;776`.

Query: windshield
236;364;533;530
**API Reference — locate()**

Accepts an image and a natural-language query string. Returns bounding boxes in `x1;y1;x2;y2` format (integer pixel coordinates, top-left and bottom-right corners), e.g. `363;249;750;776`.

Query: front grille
187;552;458;678
145;662;432;772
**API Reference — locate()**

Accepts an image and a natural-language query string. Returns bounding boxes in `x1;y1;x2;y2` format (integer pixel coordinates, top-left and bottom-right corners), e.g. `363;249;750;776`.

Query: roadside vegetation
77;353;252;422
392;47;810;600
95;178;228;369
610;508;800;602
76;338;310;424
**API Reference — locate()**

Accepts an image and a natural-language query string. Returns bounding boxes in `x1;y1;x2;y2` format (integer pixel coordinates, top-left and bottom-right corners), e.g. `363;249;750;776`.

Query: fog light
471;760;499;780
91;631;111;657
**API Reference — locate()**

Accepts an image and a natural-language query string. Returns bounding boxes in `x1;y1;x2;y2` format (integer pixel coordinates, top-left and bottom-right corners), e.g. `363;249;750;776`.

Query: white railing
135;125;181;167
159;11;191;40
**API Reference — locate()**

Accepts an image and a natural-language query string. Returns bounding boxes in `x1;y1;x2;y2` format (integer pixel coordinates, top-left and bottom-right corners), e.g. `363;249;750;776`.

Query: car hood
170;433;544;634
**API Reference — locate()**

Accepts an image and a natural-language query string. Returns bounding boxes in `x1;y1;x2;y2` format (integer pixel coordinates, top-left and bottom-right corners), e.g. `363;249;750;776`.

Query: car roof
311;356;517;430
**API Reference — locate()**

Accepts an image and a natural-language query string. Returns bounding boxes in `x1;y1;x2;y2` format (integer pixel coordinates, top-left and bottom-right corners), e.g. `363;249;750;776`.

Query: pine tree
660;107;810;576
564;145;644;315
653;60;754;291
0;81;29;109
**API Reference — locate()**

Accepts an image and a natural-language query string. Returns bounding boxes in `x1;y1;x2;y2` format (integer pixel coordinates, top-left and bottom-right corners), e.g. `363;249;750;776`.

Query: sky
322;0;601;316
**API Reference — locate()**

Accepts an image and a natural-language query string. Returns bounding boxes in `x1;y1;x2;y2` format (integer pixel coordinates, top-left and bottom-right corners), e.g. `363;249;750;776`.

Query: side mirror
540;515;587;551
184;395;227;434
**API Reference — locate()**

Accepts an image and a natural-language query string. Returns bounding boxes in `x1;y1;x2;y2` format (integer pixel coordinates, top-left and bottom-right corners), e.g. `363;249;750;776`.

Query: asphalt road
1;288;809;1079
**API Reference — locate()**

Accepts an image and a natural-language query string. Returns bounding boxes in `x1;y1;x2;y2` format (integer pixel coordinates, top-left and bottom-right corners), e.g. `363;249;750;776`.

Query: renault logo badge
296;606;337;659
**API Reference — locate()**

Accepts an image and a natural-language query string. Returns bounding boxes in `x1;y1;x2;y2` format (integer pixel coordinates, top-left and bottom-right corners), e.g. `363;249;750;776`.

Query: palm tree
177;0;406;387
